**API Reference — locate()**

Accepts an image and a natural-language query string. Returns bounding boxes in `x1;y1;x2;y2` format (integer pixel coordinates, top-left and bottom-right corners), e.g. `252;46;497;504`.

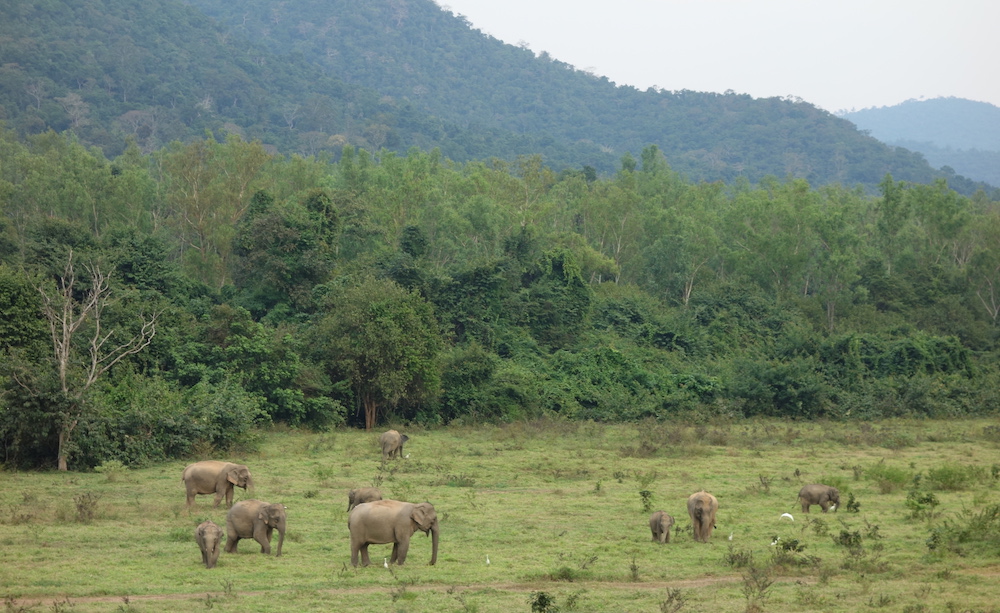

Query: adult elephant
195;520;223;569
379;430;409;460
347;487;383;512
798;484;840;513
348;500;438;567
687;491;719;543
649;510;675;544
225;499;286;556
182;461;254;508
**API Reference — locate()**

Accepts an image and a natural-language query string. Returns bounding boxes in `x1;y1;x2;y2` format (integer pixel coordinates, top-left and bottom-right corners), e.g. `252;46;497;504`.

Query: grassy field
2;418;1000;612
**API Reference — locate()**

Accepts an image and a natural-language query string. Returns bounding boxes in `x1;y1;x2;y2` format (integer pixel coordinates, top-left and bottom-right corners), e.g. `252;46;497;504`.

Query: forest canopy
1;127;999;470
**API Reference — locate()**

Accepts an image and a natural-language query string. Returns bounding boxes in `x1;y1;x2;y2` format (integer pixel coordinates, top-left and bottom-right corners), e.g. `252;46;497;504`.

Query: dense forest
2;126;999;472
1;0;995;193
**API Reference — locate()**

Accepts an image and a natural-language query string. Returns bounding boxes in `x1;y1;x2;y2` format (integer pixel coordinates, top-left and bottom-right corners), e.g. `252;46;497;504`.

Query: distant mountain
0;0;992;193
840;98;1000;187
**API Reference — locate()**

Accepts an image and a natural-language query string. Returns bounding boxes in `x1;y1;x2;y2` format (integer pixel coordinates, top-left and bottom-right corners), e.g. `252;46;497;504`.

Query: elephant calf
195;520;223;569
226;499;287;557
347;487;383;512
798;484;840;513
649;510;675;544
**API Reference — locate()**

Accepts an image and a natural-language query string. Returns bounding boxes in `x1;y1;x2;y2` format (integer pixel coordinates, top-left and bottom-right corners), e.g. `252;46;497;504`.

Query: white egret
780;513;794;521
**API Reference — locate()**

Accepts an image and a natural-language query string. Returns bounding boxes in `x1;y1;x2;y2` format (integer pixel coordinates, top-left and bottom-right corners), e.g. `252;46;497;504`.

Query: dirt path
16;574;764;607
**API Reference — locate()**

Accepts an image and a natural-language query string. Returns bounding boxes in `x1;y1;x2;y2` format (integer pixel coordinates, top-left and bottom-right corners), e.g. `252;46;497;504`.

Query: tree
312;277;441;429
19;251;157;470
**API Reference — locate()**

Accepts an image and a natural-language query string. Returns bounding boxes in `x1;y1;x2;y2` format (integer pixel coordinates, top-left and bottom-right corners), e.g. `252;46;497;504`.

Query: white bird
728;532;734;541
771;537;780;546
405;454;410;459
486;555;490;566
829;504;837;512
384;558;389;568
780;513;794;521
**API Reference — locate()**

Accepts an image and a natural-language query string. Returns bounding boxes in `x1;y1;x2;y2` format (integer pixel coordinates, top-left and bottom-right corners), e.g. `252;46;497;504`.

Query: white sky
434;0;999;113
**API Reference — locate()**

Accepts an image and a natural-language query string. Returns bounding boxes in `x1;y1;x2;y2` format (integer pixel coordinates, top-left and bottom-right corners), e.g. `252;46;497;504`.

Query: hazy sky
434;0;998;113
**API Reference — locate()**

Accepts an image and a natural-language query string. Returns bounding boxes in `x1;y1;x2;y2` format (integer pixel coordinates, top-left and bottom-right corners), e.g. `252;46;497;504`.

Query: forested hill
0;0;990;193
183;0;987;191
0;0;611;167
841;98;1000;187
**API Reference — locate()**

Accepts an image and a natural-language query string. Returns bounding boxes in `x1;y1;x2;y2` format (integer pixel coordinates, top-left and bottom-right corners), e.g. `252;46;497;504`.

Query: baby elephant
226;499;287;557
347;487;383;512
649;510;675;544
195;520;223;569
379;429;409;460
798;484;840;513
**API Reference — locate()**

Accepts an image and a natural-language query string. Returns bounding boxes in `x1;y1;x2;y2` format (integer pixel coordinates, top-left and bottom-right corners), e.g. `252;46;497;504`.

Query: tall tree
311;277;441;429
21;251;157;470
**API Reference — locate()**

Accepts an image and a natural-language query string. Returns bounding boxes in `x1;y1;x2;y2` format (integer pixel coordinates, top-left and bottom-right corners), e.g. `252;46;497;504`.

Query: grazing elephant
379;430;409;460
798;484;840;513
225;499;286;557
649;510;675;544
347;487;383;512
348;500;438;567
182;461;254;508
195;520;223;569
687;491;719;543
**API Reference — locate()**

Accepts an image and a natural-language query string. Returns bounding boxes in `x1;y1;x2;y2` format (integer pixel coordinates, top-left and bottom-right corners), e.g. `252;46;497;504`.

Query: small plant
529;591;560;613
220;579;235;598
905;489;940;520
447;586;478;613
628;554;640;581
724;545;755;569
757;474;772;494
73;492;101;523
845;492;861;513
303;490;318;499
94;460;127;482
639;490;653;512
740;563;774;613
660;588;686;613
592;480;602;494
613;471;627;483
867;593;893;608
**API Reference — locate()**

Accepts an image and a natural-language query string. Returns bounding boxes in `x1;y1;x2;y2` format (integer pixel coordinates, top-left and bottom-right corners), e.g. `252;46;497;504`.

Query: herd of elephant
183;430;438;569
650;483;841;544
182;429;840;568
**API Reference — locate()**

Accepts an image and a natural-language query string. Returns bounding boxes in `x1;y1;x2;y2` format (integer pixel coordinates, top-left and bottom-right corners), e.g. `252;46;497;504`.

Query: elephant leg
225;536;238;553
360;544;372;567
395;539;410;565
253;525;271;554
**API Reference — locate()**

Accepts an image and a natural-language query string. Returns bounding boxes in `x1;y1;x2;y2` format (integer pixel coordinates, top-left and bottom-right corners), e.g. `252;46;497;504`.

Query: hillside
0;0;608;166
0;0;991;192
185;0;967;189
840;98;1000;186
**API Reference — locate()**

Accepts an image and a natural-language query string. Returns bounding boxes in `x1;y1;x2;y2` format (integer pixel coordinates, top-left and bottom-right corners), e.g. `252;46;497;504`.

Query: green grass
2;418;1000;612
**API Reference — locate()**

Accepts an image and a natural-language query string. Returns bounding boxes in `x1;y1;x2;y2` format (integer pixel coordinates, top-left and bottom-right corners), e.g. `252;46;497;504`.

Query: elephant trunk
428;521;439;565
275;519;285;557
246;475;255;492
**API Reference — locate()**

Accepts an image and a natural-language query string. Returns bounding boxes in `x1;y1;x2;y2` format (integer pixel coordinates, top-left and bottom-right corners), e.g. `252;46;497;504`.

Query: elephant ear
227;469;239;485
258;509;269;525
411;504;434;532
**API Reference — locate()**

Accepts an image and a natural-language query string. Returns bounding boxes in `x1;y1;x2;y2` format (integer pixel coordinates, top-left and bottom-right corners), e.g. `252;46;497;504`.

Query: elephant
347;487;383;512
225;499;286;557
347;499;438;567
182;461;254;508
687;491;719;543
379;430;409;460
195;520;223;569
649;510;675;544
798;484;840;513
